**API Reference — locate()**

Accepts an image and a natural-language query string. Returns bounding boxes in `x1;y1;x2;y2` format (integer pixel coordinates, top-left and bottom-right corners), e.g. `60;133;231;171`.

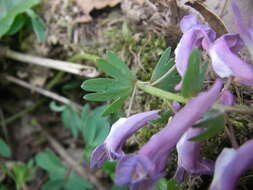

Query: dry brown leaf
185;1;228;37
76;0;121;22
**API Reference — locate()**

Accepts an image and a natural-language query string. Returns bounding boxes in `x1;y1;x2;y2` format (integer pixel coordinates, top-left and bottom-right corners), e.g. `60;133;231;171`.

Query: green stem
136;81;187;103
137;80;253;115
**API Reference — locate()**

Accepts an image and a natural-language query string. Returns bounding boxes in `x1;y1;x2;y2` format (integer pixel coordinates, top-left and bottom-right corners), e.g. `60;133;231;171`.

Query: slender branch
1;47;99;78
127;85;137;117
5;75;82;109
150;64;176;86
3;101;43;125
137;80;253;115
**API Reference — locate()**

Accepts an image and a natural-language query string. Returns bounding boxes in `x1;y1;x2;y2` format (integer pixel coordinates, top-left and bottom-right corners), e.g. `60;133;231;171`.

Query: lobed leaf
151;47;180;91
181;48;207;98
191;111;225;141
0;138;11;158
0;0;40;37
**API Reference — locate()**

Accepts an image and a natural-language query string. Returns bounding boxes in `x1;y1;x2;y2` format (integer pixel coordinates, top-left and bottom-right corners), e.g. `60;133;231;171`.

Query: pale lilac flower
173;89;235;182
175;14;216;77
90;110;160;168
115;80;223;189
219;90;235;106
173;127;214;182
209;139;253;190
207;33;253;87
232;0;253;58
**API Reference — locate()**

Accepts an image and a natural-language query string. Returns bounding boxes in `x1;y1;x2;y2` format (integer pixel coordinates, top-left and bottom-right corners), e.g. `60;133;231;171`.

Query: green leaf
151;48;180;91
106;51;135;80
26;9;46;42
0;138;11;158
102;161;117;179
102;96;127;116
0;0;40;38
81;105;110;160
82;78;118;92
112;185;128;190
35;151;66;173
155;178;182;190
83;52;136;115
167;179;182;190
65;173;93;190
181;48;206;98
61;107;82;138
42;179;66;190
191;111;225;141
82;106;110;146
5;14;26;35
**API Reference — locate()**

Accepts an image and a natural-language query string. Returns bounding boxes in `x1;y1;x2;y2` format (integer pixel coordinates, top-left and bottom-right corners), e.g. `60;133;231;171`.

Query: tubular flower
173;89;235;182
209;139;253;190
175;14;216;77
173;127;214;182
115;79;223;189
232;0;253;58
207;33;253;87
90;110;160;168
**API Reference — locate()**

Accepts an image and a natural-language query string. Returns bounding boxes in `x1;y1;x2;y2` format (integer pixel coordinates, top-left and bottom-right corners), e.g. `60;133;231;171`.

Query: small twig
41;129;106;190
0;108;10;143
5;75;82;110
3;101;43;125
151;64;176;86
1;47;99;78
225;114;239;148
127;85;137;117
219;0;229;18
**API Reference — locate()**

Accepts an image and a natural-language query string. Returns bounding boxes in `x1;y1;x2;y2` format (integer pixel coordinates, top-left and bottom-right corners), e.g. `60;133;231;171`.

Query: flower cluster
90;1;253;190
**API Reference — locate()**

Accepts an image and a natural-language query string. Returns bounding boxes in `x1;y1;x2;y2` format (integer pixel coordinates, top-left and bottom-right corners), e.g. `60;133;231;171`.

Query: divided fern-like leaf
81;52;136;115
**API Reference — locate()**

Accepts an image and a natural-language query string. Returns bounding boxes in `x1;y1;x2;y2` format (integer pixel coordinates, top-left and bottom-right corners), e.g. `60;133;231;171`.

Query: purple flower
175;14;216;77
173;127;214;182
232;0;253;58
173;89;235;182
90;110;160;168
209;139;253;190
219;90;235;106
115;79;223;189
207;33;253;87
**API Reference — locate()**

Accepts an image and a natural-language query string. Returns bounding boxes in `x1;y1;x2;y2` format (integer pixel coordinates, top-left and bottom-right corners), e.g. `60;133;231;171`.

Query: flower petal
232;0;253;57
208;34;253;86
174;127;214;181
90;110;160;168
210;139;253;190
115;155;154;186
175;15;216;77
115;80;223;189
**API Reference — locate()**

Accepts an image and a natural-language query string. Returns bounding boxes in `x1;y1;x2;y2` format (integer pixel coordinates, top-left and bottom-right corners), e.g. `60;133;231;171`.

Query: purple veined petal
219;90;235;106
175;15;216;78
115;79;223;189
173;127;214;182
208;34;253;86
115;155;155;186
180;14;200;33
90;110;160;168
209;139;253;190
175;27;216;77
232;0;253;57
